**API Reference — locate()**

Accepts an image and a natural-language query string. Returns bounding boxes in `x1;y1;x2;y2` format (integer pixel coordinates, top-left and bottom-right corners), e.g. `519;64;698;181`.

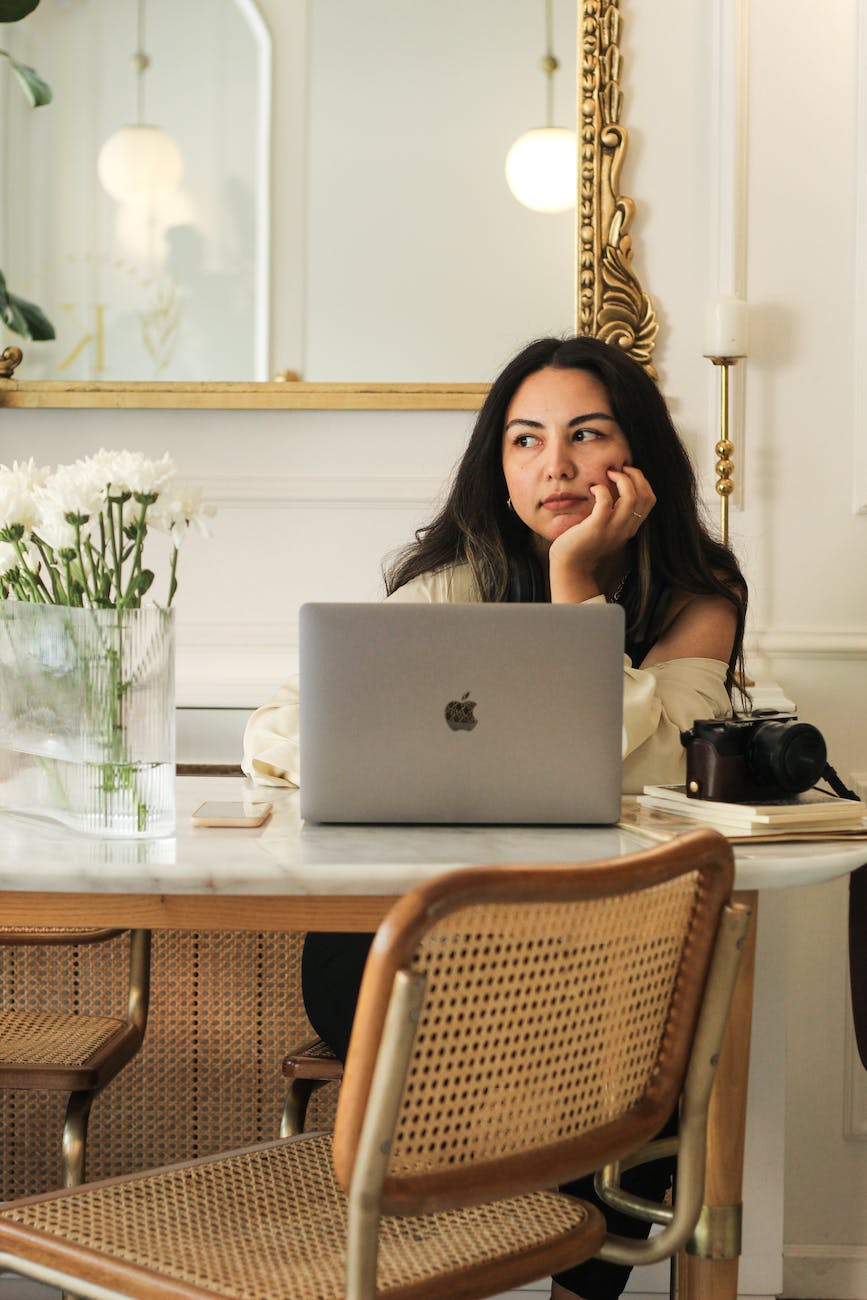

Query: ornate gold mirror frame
578;0;657;377
0;0;655;412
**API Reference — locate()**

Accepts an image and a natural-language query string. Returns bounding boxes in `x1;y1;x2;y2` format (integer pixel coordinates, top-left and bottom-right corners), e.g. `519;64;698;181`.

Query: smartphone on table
191;801;273;828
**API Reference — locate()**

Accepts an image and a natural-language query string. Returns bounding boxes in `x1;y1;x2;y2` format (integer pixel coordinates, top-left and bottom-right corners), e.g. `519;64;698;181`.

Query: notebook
299;601;624;825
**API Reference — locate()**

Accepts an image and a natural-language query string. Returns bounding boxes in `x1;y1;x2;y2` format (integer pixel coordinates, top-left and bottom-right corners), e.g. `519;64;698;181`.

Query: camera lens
747;720;827;794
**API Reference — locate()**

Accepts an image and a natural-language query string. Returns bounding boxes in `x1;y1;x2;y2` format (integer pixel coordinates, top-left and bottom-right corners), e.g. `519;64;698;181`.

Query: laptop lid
299;601;624;825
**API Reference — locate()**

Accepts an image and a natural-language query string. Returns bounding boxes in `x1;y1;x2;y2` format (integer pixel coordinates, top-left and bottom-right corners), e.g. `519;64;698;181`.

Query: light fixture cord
542;0;557;127
134;0;147;126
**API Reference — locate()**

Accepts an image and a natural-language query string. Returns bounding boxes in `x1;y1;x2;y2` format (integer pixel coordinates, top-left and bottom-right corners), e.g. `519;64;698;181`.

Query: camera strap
850;866;867;1072
821;763;867;1073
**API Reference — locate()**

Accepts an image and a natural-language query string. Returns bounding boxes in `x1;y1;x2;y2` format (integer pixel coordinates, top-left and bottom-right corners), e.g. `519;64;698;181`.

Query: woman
243;335;748;1300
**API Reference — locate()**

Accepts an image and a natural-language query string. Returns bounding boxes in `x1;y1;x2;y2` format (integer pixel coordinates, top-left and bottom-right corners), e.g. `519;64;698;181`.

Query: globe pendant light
505;0;576;214
97;0;183;205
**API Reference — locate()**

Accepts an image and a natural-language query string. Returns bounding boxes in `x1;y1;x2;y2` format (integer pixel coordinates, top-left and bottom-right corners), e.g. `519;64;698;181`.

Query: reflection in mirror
0;0;576;387
299;0;577;382
0;0;270;382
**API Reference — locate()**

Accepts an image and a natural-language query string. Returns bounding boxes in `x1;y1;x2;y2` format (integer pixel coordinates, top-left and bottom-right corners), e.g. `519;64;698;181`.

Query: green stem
84;536;103;604
12;537;50;602
167;544;179;607
121;502;150;606
31;535;67;604
107;498;123;602
73;522;95;605
62;554;75;604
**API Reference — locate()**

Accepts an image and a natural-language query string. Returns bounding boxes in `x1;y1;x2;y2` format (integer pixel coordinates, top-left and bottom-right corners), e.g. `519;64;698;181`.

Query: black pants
302;931;676;1300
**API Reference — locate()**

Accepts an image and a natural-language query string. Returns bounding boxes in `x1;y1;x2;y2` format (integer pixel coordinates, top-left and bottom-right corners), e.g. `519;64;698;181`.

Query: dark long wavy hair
384;335;748;691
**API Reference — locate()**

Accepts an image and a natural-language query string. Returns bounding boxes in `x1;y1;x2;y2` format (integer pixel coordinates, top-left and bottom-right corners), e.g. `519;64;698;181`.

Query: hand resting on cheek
548;463;657;603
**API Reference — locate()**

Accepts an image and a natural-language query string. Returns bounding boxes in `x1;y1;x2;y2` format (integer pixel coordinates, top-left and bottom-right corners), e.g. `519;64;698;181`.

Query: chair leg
280;1079;331;1137
60;1092;94;1300
61;1091;94;1188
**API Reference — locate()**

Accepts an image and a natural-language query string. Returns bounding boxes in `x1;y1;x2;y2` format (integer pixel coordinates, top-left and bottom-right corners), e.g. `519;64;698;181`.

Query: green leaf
0;1;40;21
0;271;54;339
0;49;51;106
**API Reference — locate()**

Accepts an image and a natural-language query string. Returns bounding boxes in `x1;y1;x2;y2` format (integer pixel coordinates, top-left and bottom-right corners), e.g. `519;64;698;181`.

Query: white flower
0;458;50;533
150;484;216;546
36;462;104;527
0;540;20;576
1;448;208;608
33;501;88;554
86;448;176;498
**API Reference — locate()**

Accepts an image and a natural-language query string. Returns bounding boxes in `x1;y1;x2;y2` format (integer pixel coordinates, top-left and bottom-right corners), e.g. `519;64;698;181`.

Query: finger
590;482;615;513
615;465;657;508
606;468;638;511
609;467;655;518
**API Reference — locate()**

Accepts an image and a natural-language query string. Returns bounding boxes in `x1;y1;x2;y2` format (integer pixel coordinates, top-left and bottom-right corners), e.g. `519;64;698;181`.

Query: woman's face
501;366;633;547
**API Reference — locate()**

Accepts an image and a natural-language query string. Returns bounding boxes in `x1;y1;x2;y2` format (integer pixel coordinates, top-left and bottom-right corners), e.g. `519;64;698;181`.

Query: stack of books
619;786;867;844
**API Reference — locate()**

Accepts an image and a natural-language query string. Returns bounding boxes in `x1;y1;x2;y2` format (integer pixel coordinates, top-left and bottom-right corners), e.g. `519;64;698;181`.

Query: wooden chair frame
0;927;151;1187
0;832;747;1300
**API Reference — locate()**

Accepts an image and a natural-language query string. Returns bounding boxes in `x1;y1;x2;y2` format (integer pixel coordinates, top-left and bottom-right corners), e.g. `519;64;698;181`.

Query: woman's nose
545;442;577;479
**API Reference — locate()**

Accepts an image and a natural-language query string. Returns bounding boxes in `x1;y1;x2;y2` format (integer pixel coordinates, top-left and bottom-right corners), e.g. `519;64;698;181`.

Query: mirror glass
1;0;269;382
1;0;576;385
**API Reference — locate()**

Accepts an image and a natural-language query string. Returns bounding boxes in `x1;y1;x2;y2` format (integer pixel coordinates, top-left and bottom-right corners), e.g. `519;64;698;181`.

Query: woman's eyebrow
504;411;617;432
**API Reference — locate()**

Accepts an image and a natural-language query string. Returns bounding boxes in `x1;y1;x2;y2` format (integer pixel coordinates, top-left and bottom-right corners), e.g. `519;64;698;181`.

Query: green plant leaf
133;570;155;598
0;271;54;339
0;48;51;106
0;1;40;21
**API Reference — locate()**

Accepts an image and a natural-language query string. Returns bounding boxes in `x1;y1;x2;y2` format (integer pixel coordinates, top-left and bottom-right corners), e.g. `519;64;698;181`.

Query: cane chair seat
283;1036;343;1080
0;1132;603;1299
0;1009;132;1081
280;1036;343;1137
0;927;151;1187
0;831;749;1300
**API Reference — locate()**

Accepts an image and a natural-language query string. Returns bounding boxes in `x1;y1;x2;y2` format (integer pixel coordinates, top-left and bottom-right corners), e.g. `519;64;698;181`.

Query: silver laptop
299;601;624;825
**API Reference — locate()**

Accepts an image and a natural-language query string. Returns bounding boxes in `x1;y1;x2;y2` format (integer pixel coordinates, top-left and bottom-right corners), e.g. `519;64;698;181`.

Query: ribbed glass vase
0;602;175;837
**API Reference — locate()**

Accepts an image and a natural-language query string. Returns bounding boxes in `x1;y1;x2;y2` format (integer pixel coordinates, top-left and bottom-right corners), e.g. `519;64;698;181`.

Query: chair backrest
0;929;125;946
333;829;734;1217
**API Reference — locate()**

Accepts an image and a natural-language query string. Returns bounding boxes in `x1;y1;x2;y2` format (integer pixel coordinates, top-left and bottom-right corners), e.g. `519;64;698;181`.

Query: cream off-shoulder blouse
241;563;733;796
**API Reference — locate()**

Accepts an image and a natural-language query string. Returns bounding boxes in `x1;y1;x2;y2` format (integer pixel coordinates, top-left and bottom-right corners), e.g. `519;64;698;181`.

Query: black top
507;553;672;668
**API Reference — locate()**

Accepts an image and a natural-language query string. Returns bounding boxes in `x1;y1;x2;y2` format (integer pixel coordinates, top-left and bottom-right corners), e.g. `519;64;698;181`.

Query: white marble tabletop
0;775;864;899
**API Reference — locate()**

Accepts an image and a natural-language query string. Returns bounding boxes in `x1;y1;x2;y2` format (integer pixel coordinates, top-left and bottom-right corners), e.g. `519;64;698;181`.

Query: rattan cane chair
0;927;151;1187
280;1035;343;1136
0;831;748;1300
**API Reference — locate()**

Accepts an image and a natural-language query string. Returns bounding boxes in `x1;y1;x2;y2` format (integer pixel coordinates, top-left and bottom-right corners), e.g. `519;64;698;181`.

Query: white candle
704;297;748;357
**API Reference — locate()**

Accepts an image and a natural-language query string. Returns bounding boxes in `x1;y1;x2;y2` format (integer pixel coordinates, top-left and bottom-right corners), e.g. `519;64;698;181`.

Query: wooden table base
677;889;758;1299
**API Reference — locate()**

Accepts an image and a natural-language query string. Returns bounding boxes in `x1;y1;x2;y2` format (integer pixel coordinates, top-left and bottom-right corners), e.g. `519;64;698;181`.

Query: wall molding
200;474;446;509
176;638;294;707
175;623;867;710
784;1244;867;1299
747;627;867;659
854;0;867;515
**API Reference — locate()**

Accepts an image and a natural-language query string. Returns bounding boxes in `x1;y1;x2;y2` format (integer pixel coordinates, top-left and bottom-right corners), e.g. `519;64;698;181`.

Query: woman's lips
541;493;588;512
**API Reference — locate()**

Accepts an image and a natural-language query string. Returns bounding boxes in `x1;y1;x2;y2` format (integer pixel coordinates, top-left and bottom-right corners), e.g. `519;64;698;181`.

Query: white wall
1;1;866;1296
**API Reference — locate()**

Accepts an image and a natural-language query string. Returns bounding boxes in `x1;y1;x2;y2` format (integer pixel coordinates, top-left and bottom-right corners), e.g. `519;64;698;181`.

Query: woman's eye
515;433;540;448
573;428;604;443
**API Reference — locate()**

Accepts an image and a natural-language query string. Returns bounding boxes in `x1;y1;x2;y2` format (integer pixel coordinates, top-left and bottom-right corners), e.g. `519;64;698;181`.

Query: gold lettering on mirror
579;0;658;376
1;1;657;409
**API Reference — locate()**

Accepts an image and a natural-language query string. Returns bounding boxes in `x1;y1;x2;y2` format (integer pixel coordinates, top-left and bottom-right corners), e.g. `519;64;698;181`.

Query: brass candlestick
707;355;740;547
707;351;753;694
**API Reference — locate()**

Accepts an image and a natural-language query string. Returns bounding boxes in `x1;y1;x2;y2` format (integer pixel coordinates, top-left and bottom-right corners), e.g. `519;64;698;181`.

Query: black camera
680;713;828;803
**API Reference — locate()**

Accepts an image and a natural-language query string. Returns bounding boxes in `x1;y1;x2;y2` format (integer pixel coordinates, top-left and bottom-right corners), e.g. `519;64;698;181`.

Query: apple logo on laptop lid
444;691;478;732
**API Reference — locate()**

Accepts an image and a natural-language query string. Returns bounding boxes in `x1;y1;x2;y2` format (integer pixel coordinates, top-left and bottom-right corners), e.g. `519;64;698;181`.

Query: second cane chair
0;926;151;1188
280;1033;343;1136
0;831;747;1300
